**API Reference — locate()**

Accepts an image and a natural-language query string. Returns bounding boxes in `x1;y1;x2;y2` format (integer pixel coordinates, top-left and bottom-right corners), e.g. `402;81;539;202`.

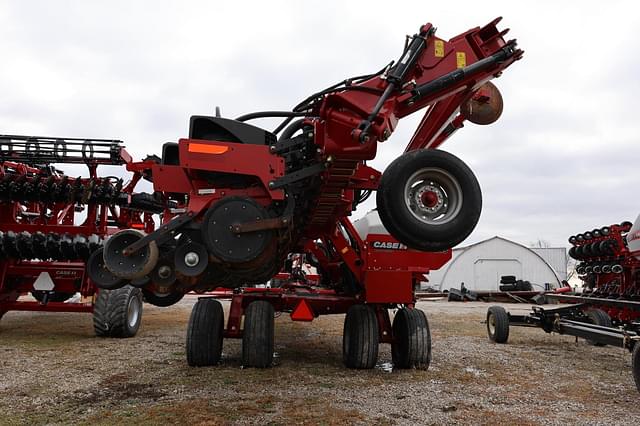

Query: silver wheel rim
127;296;141;328
404;167;463;225
488;314;496;335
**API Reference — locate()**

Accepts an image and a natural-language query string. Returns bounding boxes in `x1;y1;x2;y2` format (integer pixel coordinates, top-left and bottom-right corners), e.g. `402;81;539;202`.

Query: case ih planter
0;138;162;337
3;18;522;367
487;217;640;392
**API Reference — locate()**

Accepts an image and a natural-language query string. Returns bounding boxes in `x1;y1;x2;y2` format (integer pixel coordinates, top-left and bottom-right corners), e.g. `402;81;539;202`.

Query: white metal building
426;236;565;292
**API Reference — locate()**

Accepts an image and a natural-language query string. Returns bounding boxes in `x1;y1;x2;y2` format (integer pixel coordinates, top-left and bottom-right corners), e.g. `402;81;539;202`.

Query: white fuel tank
353;210;389;239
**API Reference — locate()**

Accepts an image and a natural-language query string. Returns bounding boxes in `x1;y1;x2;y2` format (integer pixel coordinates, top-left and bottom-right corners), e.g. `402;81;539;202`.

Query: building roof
435;236;562;288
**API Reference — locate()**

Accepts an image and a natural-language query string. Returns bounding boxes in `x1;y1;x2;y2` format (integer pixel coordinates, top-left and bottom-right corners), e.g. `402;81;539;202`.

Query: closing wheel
376;149;482;251
93;285;143;338
392;308;431;370
103;229;158;280
242;300;275;368
632;343;640;392
142;288;184;307
343;304;379;369
31;291;75;303
586;309;612;346
150;258;177;287
87;248;126;290
186;298;224;367
174;241;209;277
487;306;509;343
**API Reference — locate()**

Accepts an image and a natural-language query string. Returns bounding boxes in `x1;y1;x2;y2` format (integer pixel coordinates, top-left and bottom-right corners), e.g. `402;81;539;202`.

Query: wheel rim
488;313;496;335
404;167;463;225
127;296;141;328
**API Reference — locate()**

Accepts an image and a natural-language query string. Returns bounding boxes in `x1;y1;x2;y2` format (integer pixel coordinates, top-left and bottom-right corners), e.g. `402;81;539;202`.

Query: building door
473;259;522;290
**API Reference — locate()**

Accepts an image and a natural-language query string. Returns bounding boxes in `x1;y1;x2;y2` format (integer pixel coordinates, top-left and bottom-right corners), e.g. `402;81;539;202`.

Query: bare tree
529;239;551;248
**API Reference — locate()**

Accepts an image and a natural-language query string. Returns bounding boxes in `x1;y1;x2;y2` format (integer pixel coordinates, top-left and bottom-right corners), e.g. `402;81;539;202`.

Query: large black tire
632;343;640;392
343;304;379;369
376;149;482;252
93;286;143;338
142;289;184;307
586;309;612;346
487;306;509;343
242;300;275;368
186;298;224;367
392;308;431;370
31;291;75;303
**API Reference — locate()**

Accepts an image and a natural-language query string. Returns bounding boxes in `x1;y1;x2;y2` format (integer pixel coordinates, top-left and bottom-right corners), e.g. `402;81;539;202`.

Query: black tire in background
142;289;184;307
93;285;143;338
186;298;224;367
376;149;482;252
632;343;640;392
242;300;275;368
487;306;510;343
392;308;431;370
586;309;613;346
31;291;75;303
343;304;379;369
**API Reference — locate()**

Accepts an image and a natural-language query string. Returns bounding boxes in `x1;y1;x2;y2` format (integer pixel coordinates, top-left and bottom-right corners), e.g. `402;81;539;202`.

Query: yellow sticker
434;40;444;57
456;52;466;68
341;247;349;254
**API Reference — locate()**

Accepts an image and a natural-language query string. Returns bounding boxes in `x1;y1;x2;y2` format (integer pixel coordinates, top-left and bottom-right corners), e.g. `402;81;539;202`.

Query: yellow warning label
456;52;466;68
434;40;444;57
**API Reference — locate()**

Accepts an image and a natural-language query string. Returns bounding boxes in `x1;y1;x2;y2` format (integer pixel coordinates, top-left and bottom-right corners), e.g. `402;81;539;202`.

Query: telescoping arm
320;17;523;158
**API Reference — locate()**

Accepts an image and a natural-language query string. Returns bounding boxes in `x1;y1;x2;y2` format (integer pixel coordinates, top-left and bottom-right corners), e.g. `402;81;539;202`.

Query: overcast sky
1;1;638;249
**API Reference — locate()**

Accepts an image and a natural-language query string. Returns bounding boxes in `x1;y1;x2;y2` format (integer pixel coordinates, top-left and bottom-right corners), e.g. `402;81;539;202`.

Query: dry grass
1;300;639;425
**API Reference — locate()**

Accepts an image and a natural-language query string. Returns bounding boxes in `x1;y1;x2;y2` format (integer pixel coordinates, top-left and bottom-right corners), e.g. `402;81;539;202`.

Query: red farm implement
487;218;640;392
4;18;523;367
0;137;164;337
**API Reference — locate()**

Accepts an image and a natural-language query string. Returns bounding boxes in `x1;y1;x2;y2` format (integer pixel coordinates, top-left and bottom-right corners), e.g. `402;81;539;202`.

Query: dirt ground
1;298;639;425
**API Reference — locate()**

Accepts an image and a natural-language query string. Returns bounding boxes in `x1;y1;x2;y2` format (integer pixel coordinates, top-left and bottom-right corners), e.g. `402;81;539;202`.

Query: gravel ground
1;299;639;425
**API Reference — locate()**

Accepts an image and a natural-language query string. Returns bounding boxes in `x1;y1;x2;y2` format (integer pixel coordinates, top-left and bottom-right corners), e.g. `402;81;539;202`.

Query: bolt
184;252;199;267
158;265;172;279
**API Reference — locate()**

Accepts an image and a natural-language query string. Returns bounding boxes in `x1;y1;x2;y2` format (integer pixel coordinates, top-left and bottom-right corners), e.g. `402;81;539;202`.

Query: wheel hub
184;252;200;267
175;241;209;277
405;167;462;225
157;265;172;279
416;185;444;212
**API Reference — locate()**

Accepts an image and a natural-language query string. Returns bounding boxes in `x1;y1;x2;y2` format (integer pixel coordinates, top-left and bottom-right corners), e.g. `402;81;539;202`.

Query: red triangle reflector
291;299;315;322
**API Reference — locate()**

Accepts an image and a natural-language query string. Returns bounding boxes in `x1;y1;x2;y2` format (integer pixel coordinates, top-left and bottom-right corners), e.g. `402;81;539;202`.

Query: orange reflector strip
131;223;145;229
290;299;315;322
188;143;229;154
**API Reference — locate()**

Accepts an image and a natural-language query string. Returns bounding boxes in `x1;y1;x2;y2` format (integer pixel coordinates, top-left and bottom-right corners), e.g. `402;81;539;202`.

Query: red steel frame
0;152;155;317
3;19;521;344
139;19;519;337
565;223;640;323
204;221;452;342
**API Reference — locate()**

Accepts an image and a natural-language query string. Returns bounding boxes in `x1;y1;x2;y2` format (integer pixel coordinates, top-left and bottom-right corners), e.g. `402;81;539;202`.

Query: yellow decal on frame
456;52;466;68
434;40;444;57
